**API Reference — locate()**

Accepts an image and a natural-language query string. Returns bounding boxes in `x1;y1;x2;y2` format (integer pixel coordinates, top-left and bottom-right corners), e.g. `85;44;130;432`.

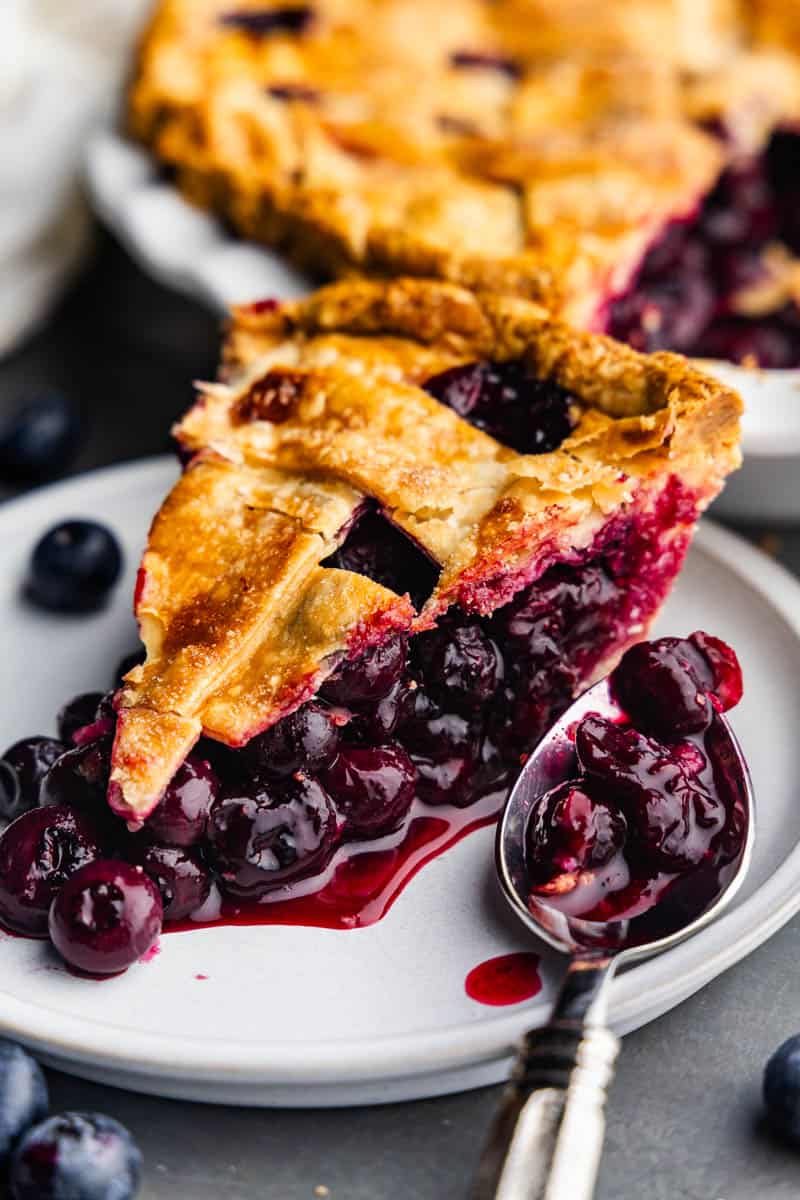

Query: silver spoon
471;677;754;1200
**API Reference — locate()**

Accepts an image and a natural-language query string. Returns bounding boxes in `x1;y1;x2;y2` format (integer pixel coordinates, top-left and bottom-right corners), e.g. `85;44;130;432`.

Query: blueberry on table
0;1039;48;1166
0;392;80;482
25;521;123;614
764;1035;800;1144
9;1111;142;1200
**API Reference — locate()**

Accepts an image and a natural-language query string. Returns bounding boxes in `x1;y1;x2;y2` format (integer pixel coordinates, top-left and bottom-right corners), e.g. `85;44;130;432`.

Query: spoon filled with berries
472;632;753;1200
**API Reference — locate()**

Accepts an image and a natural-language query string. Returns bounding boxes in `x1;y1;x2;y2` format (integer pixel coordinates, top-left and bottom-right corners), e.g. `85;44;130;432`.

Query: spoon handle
471;961;619;1200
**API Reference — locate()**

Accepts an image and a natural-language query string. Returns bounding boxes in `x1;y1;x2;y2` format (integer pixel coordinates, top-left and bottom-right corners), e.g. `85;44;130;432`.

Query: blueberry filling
423;361;577;455
219;6;313;36
524;633;745;928
322;508;440;610
449;51;522;80
608;130;800;367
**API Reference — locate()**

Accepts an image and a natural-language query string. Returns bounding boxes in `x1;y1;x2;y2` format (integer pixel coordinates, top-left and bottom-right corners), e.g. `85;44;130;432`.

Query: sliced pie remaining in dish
128;0;800;364
106;277;740;917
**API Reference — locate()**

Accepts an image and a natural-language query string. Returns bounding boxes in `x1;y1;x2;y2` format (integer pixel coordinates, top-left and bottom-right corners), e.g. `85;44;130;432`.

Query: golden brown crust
127;1;800;317
110;277;742;822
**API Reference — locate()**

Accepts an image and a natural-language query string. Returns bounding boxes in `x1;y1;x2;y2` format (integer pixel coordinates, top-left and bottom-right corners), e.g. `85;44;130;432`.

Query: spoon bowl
472;674;754;1200
497;677;755;963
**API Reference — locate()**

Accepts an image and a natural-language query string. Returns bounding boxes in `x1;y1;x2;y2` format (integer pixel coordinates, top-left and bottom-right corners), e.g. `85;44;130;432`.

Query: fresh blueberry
0;1039;48;1167
9;1111;142;1200
2;738;66;810
49;860;163;977
26;521;123;614
0;761;25;822
56;694;105;745
0;392;80;482
764;1035;800;1144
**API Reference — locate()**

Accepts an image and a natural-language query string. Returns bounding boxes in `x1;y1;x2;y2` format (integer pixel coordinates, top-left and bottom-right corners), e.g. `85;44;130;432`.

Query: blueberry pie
107;272;740;914
129;1;800;364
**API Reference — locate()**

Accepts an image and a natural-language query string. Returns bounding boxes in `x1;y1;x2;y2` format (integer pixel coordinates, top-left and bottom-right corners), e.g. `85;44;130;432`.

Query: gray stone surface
4;232;800;1199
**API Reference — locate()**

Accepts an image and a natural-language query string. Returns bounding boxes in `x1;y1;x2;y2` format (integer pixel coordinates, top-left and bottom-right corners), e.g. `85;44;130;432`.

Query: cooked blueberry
764;1035;800;1145
145;756;218;847
39;741;112;829
0;762;24;823
208;776;337;899
413;754;475;807
575;715;726;871
612;638;714;739
416;623;503;712
25;521;123;614
526;779;626;889
2;738;66;810
423;361;576;454
9;1111;142;1200
688;631;743;711
323;744;415;836
0;391;80;482
127;843;211;923
219;6;313;35
397;688;477;761
244;702;340;778
350;678;408;742
56;693;105;744
113;649;144;686
323;509;439;609
0;805;101;935
0;1039;48;1167
49;860;163;977
321;638;407;705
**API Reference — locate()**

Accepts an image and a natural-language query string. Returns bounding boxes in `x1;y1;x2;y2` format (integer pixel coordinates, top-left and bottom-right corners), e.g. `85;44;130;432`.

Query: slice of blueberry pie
106;277;740;919
129;0;800;365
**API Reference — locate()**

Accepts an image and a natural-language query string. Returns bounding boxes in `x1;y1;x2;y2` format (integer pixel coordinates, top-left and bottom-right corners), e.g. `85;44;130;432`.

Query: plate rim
1;456;799;1087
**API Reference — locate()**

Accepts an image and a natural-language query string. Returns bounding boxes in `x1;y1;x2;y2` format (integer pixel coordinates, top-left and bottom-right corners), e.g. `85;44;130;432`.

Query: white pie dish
85;130;800;525
0;456;799;1106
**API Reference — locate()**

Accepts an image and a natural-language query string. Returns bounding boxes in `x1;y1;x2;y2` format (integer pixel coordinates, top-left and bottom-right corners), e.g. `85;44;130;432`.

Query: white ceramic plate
85;128;800;523
2;457;800;1107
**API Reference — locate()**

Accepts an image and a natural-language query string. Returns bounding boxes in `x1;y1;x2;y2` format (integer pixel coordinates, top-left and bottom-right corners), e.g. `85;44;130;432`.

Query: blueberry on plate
0;392;80;482
9;1111;142;1200
2;737;66;810
57;693;105;745
25;521;123;614
764;1034;800;1144
0;1039;48;1166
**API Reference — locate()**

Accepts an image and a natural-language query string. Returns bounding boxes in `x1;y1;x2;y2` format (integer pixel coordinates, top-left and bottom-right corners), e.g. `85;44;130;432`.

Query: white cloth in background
0;0;152;357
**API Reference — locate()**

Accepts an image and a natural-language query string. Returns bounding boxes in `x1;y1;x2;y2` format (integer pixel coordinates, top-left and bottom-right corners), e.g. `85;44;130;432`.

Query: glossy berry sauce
524;632;747;942
0;362;707;974
464;952;542;1006
608;130;800;366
